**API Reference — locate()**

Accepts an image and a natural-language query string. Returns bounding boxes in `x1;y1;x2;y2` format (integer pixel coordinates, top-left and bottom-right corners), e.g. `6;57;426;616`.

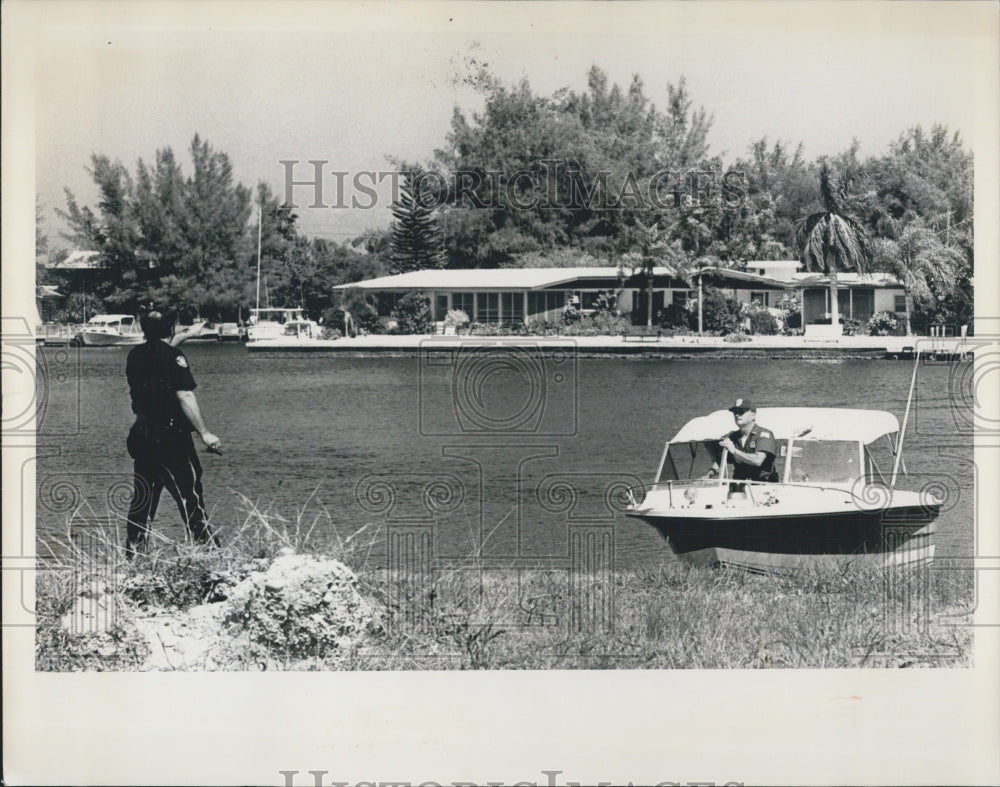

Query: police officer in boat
124;308;222;557
704;397;778;484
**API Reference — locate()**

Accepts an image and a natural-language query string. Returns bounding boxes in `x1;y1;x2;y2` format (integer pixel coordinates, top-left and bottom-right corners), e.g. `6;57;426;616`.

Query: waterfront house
338;261;907;333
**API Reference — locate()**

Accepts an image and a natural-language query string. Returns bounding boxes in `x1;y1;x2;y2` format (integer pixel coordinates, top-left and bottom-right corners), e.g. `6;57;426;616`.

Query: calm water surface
35;344;975;564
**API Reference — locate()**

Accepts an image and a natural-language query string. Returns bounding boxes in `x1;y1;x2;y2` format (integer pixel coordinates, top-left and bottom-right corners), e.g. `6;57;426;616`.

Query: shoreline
243;333;972;360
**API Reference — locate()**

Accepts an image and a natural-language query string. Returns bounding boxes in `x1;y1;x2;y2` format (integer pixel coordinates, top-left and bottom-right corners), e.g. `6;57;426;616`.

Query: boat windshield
783;439;860;484
663;438;791;481
662;441;718;481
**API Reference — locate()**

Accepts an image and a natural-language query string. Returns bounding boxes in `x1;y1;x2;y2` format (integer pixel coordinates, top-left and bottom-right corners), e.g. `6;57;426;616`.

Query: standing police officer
125;309;222;557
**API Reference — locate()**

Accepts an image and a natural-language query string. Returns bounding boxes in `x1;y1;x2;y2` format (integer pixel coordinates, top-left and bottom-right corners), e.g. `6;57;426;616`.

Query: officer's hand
719;438;735;453
201;431;223;454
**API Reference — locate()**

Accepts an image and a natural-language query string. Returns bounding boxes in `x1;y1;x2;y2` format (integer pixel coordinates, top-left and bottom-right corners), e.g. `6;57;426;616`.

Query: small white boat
174;321;221;342
246;307;324;348
73;314;144;346
216;322;245;342
625;407;939;572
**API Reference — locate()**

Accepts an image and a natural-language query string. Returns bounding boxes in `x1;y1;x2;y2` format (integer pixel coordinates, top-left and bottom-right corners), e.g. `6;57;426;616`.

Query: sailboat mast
255;200;263;312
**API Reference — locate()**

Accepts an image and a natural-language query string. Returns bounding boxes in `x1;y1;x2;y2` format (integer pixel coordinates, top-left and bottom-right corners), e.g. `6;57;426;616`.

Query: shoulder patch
760;431;771;438
176;355;188;368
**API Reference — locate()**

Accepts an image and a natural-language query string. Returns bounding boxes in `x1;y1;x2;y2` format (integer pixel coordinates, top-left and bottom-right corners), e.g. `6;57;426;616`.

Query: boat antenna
890;348;921;490
255;198;263;313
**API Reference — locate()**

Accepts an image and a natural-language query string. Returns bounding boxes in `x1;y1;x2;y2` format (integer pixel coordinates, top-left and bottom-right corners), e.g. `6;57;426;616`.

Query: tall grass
36;497;973;670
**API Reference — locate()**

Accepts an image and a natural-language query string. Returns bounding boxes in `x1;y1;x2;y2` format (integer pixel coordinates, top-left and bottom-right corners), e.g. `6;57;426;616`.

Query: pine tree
389;167;445;274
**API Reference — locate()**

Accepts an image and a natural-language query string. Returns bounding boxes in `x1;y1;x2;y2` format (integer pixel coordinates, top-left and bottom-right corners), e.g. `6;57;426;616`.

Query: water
34;344;975;564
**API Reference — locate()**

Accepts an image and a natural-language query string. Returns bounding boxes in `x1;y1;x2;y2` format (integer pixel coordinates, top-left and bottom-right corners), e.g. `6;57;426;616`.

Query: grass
35;497;974;671
350;560;972;669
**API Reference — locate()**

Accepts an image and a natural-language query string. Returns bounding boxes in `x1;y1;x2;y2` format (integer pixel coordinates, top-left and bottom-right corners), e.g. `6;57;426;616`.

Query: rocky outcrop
59;549;380;670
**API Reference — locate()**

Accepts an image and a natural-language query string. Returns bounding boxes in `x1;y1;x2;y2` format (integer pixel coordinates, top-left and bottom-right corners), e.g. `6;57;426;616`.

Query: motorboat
217;322;245;342
625;407;939;572
245;307;324;348
174;321;221;342
73;314;144;346
245;308;307;342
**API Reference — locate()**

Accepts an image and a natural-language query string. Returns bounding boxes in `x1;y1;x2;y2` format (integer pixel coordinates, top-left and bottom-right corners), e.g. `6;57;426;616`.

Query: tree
619;218;688;327
870;125;973;328
59;135;256;319
873;223;964;335
389;167;446;274
795;164;880;334
36;197;51;287
433;68;715;267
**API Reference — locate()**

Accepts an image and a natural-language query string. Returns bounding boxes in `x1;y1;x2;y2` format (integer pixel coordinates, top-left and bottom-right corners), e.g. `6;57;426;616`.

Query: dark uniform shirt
126;340;197;431
726;423;778;482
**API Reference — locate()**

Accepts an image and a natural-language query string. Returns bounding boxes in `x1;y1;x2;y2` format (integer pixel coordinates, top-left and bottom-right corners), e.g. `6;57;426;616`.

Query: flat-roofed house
334;266;691;327
334;261;906;333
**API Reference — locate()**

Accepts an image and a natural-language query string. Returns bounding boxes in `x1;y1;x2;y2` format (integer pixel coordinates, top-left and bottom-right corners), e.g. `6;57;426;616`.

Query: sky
23;1;996;249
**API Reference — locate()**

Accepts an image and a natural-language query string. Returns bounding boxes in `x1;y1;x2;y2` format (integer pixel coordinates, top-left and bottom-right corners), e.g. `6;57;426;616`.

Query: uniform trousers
126;424;216;556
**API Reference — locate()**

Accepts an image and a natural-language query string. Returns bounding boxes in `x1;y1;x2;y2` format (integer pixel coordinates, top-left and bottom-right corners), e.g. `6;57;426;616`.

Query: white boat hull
76;330;143;346
627;484;939;571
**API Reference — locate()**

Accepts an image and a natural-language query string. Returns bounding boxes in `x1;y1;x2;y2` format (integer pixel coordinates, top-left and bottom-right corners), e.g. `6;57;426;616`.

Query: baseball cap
728;397;756;413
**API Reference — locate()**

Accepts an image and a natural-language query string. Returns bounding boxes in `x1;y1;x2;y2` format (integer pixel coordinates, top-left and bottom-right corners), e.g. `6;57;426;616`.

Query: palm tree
796;164;879;334
619;219;687;327
873;222;964;335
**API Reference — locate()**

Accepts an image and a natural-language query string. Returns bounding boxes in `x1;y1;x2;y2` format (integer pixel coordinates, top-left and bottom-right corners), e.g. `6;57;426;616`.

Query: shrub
524;318;561;337
589;311;630;335
658;303;690;329
776;294;802;330
353;306;383;335
746;306;778;336
841;318;864;337
444;309;470;330
868;311;899;336
391;292;433;334
700;286;742;335
562;304;582;325
321;307;348;334
592;290;618;313
54;293;105;324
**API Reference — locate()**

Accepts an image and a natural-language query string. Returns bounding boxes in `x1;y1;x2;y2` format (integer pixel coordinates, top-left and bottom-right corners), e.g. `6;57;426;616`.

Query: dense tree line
47;68;972;330
52;136;375;322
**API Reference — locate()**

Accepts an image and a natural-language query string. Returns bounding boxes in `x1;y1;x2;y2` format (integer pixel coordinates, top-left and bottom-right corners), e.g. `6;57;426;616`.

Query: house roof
48;250;102;270
336;265;792;291
334;267;663;291
334;265;901;292
699;267;795;290
36;285;62;298
670;408;900;443
790;271;901;288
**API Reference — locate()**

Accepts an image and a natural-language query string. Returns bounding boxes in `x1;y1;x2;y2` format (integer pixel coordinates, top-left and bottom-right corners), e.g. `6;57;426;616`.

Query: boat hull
627;506;938;571
75;331;143;346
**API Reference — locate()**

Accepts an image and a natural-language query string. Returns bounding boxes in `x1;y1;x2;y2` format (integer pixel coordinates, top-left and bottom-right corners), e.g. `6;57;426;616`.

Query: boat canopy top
669;408;900;445
85;314;134;324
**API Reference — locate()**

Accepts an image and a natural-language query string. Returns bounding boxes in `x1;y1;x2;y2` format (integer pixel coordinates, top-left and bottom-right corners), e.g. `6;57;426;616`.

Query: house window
528;291;565;316
501;292;524;322
672;290;692;307
377;292;402;317
750;291;770;307
453;292;474;319
580;291;599;310
894;294;906;313
477;292;499;323
852;288;875;321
